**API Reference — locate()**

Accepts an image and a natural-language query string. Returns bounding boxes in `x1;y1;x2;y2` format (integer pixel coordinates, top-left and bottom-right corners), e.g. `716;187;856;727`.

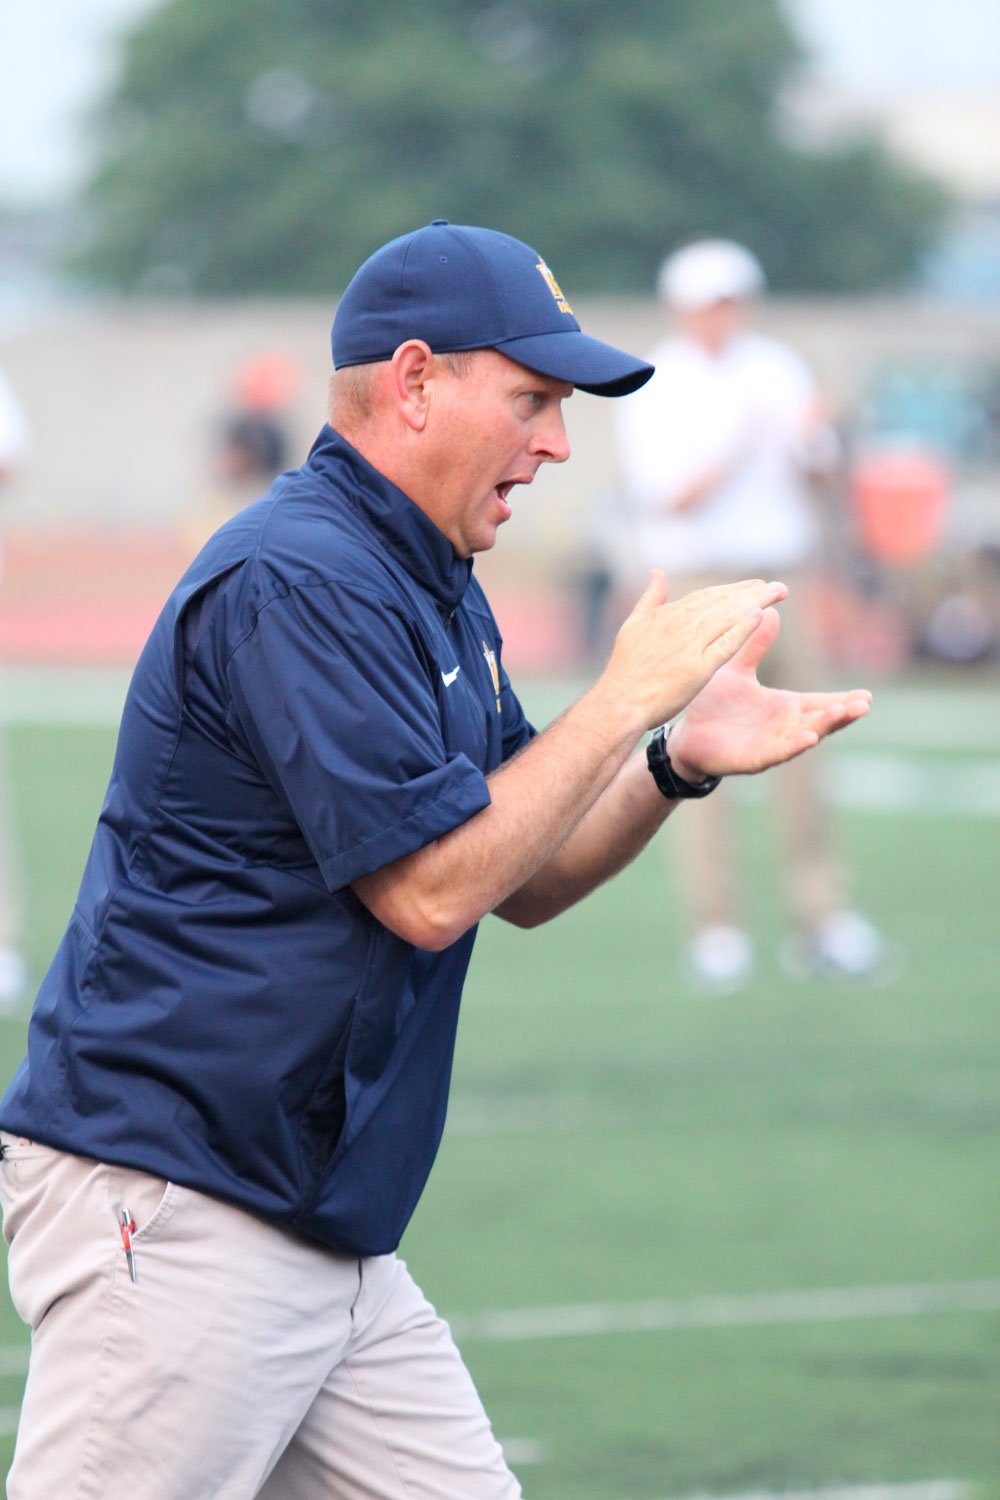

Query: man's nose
533;410;571;465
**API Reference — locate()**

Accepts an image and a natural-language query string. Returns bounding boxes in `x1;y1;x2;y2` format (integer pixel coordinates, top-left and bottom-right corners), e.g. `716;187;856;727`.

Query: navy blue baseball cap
332;220;653;397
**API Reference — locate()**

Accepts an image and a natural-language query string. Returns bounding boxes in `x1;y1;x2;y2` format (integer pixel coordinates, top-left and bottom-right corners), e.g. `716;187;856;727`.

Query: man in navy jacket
0;223;871;1499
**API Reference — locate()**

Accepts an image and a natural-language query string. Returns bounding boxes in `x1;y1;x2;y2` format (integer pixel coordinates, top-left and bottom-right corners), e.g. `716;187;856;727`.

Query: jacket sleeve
226;580;492;891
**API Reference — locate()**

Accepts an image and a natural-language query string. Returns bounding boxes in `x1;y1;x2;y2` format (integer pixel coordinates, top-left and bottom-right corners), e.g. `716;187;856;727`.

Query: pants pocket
105;1162;176;1246
0;1136;87;1247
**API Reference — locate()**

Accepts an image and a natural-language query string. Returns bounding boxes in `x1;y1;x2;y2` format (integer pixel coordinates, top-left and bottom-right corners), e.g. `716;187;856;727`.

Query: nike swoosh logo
441;666;461;687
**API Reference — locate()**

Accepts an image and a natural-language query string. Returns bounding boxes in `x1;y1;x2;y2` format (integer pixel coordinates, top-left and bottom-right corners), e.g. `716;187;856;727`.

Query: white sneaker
781;911;899;984
686;925;756;992
0;947;27;1011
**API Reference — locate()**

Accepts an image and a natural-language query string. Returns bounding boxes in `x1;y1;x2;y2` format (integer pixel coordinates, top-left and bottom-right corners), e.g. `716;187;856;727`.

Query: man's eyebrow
527;380;573;397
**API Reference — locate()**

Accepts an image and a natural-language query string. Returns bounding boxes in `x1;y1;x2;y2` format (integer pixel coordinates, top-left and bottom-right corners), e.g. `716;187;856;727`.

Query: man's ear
389;341;435;432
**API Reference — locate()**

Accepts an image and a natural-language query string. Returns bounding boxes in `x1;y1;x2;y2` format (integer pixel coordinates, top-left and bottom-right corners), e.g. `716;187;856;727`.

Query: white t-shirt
613;330;825;576
0;368;29;474
0;367;29;580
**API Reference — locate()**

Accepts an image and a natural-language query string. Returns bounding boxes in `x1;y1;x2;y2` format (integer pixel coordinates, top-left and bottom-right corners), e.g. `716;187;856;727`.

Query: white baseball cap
657;239;765;310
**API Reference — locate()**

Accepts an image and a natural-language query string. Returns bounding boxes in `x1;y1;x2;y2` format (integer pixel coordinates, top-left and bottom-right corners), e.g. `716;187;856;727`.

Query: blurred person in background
614;239;890;990
0;365;29;1009
184;352;301;556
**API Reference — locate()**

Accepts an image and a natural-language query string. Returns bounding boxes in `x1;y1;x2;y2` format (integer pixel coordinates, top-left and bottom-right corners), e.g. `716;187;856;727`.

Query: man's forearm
493;750;675;928
352;574;785;950
352;680;646;950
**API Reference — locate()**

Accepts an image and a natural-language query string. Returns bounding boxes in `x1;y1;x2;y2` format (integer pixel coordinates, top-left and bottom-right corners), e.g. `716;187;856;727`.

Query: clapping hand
666;606;872;783
604;570;789;734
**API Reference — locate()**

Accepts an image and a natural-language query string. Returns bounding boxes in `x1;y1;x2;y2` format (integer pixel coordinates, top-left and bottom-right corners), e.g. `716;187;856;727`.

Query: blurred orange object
234;352;302;412
850;445;950;564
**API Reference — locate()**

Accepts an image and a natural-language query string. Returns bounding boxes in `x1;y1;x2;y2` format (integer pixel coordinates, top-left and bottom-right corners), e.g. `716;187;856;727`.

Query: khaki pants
0;1136;521;1500
668;567;846;934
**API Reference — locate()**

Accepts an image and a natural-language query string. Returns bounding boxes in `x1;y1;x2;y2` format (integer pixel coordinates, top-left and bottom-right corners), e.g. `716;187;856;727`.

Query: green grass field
0;669;998;1496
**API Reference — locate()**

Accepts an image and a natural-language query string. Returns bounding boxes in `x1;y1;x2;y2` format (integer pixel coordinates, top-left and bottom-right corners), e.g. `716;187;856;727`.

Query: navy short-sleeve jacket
0;428;535;1255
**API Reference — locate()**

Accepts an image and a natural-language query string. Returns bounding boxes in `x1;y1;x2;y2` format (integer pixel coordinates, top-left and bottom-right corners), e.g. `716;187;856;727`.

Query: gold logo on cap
535;260;573;315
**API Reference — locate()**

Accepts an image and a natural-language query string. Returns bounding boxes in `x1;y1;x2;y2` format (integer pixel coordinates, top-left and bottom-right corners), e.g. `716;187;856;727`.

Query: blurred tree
69;0;947;295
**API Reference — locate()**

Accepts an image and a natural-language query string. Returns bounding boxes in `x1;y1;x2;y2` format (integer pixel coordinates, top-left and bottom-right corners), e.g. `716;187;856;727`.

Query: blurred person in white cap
0;365;29;1008
614;238;889;989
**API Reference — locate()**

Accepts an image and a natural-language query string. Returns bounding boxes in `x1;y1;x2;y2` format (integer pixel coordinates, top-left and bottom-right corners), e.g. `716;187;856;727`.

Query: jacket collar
306;425;473;610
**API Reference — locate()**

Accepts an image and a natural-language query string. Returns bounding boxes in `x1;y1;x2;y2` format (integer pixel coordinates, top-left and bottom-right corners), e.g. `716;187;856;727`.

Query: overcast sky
792;0;1000;94
2;0;999;206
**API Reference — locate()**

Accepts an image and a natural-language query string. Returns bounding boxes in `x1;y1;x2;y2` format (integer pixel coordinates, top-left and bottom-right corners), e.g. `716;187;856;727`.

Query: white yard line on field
445;1278;1000;1344
0;1401;21;1435
856;687;1000;749
4;670;1000;816
446;1073;1000;1136
2;668;1000;743
662;1483;972;1500
834;755;1000;818
0;1280;995;1384
0;667;132;726
728;754;1000;817
0;1348;27;1377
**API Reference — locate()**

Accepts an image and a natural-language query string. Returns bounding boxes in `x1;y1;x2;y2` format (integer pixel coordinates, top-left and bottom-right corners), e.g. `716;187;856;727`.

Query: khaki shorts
0;1135;521;1499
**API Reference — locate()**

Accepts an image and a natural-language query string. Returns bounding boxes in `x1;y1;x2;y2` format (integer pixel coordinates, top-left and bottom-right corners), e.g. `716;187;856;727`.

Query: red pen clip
118;1207;137;1284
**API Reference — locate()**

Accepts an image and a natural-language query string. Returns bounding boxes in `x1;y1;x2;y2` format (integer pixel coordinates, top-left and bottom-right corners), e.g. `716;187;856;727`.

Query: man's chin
464;522;504;557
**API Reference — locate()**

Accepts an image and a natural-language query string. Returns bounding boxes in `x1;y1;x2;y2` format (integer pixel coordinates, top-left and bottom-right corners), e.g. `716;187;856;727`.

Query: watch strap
646;725;721;800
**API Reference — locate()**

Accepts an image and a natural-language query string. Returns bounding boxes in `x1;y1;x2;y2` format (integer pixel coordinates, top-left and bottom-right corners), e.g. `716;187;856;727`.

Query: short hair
328;350;476;428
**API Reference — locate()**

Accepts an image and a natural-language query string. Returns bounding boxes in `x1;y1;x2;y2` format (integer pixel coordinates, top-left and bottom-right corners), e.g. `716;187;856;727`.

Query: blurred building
782;69;1000;305
0;292;998;673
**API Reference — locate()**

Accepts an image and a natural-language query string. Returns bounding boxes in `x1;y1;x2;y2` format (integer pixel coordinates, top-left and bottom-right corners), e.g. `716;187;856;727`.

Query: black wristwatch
646;724;721;800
